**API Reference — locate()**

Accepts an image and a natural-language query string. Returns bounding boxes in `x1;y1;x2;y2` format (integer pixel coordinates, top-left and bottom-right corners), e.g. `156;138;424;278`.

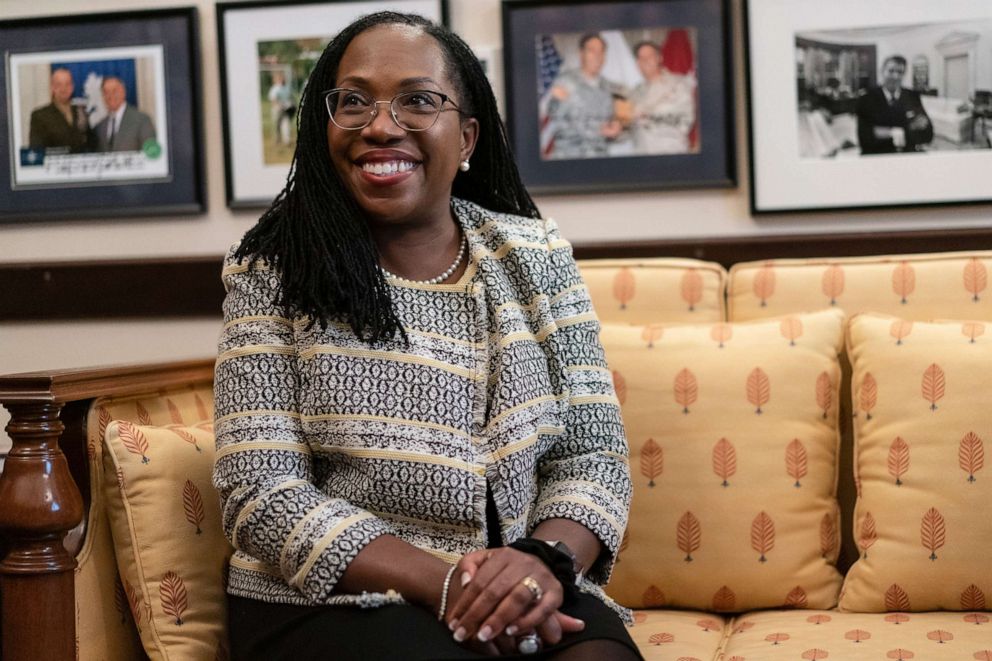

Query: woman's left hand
446;547;563;646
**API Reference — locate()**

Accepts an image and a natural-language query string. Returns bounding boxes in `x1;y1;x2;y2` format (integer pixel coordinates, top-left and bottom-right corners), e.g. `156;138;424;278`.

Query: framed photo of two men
0;7;205;222
501;0;735;195
746;0;992;214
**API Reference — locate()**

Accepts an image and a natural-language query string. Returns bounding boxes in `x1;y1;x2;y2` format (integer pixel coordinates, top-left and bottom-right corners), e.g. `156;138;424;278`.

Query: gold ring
521;575;543;603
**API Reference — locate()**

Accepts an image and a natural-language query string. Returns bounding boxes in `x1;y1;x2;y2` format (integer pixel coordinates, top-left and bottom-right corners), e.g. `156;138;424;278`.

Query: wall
3;0;992;452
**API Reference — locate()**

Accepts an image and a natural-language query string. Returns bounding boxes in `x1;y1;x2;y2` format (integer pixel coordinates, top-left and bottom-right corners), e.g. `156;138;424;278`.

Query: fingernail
505;625;518;636
448;619;458;632
576;619;586;629
460;572;471;587
453;627;467;642
477;625;493;642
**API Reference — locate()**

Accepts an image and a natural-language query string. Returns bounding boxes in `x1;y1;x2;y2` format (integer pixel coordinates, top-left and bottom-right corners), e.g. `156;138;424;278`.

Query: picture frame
0;7;205;222
745;0;992;215
501;0;735;195
217;0;449;209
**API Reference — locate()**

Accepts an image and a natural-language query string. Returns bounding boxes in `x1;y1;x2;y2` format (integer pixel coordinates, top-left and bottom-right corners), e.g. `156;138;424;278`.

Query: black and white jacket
213;198;631;612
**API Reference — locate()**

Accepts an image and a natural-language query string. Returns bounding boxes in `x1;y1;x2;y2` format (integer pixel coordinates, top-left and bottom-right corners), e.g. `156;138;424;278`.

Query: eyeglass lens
325;90;446;130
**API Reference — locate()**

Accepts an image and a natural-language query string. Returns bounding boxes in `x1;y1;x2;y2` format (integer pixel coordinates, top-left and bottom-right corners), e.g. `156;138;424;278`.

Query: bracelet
437;564;458;621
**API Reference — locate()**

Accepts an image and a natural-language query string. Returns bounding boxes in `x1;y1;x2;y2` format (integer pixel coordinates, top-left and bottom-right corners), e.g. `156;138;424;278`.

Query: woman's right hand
442;550;585;652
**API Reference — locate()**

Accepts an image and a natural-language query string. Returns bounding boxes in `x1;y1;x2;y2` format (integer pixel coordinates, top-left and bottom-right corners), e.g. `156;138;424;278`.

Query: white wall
3;0;992;452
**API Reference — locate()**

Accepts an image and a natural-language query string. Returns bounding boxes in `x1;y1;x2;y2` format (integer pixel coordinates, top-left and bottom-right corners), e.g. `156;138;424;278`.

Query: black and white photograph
0;8;204;221
746;0;992;214
536;26;699;160
796;20;992;160
218;0;447;208
10;46;170;188
503;0;734;195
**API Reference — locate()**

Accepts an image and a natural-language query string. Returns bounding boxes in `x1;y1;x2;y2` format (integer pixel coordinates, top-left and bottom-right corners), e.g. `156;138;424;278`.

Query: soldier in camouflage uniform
546;33;623;159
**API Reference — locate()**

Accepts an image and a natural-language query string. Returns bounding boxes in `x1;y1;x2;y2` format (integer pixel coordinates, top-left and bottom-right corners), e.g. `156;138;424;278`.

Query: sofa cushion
77;387;214;661
603;309;845;612
728;251;992;576
103;420;232;659
722;609;992;660
578;257;726;325
728;252;992;323
840;314;992;612
628;609;730;660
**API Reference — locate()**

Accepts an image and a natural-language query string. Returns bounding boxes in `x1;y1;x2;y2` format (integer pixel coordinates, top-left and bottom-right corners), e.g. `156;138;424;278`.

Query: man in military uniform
628;41;697;155
546;33;623;159
28;68;91;153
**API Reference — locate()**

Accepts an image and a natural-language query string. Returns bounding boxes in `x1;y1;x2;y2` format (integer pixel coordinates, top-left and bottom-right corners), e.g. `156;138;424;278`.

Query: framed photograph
0;8;205;222
746;0;992;214
501;0;735;195
217;0;449;209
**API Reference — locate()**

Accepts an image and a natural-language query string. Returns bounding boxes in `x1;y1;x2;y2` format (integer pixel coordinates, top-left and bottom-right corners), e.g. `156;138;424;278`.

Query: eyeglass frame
322;87;466;132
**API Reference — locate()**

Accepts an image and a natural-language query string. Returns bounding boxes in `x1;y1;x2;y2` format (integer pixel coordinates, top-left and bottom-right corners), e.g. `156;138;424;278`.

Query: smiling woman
217;11;639;661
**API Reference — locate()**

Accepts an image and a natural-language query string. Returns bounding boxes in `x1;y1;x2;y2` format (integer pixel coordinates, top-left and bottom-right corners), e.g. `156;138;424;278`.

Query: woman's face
327;24;478;227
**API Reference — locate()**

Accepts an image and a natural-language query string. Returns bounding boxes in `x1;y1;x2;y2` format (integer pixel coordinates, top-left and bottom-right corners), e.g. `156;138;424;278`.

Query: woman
214;11;637;660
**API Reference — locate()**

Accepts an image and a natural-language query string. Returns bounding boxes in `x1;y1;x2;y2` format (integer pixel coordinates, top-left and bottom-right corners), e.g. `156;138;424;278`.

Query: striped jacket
213;197;632;610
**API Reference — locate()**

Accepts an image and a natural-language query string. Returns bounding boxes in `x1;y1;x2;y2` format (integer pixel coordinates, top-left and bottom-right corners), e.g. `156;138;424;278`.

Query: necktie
108;117;116;148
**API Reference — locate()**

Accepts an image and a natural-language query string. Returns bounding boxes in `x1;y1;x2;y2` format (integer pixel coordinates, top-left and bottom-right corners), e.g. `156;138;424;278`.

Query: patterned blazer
213;198;632;612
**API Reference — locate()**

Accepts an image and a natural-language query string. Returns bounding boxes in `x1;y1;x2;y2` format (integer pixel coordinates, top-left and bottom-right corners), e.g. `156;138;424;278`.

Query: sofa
1;249;990;660
919;96;972;144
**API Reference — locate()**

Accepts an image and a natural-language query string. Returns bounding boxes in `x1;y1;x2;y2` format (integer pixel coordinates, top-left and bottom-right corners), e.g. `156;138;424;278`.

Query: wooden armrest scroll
0;358;214;661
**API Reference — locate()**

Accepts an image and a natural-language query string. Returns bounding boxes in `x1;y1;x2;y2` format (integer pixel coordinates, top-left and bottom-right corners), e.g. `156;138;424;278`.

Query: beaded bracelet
437;564;458;621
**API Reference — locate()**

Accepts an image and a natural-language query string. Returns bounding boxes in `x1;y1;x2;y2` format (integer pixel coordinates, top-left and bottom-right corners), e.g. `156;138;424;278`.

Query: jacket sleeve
528;218;632;585
212;245;393;602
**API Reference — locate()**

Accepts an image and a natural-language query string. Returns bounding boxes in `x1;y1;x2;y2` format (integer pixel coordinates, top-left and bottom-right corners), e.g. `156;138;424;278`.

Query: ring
521;575;543;603
517;633;540;655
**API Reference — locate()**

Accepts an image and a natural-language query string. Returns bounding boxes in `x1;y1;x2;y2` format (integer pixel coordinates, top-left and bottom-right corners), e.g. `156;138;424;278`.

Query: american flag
537;34;562;97
536;35;562;157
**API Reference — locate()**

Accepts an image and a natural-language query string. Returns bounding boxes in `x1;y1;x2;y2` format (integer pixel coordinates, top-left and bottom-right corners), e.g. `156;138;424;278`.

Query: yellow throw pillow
841;314;992;612
729;253;992;322
604;309;845;612
103;421;232;659
578;258;727;325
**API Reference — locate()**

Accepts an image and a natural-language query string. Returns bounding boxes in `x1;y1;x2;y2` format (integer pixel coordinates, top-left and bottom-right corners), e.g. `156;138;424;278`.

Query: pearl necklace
380;234;467;285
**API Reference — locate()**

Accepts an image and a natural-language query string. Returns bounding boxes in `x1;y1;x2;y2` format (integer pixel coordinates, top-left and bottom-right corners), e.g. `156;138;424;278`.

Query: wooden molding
571;226;992;262
0;359;216;403
3;228;992;320
0;256;224;320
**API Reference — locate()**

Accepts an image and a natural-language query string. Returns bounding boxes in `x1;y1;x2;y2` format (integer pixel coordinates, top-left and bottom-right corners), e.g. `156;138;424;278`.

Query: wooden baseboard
3;227;992;320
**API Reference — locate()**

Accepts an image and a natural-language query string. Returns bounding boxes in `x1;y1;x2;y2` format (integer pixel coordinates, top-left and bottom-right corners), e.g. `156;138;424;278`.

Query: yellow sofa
1;250;990;660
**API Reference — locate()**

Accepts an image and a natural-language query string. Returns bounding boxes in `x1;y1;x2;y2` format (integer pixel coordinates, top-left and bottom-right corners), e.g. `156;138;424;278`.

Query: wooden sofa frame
0;359;215;660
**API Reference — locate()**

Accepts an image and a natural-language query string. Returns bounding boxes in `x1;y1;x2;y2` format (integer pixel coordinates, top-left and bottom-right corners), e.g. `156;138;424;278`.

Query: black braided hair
234;11;540;344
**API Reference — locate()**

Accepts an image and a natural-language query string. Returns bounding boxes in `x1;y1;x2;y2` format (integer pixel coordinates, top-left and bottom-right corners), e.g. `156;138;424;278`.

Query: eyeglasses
323;88;463;131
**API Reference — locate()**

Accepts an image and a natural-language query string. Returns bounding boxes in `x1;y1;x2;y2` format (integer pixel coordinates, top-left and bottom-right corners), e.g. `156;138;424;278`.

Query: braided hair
235;11;539;343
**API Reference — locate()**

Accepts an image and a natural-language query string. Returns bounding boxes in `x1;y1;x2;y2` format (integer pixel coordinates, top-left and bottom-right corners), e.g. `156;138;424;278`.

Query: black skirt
227;590;641;661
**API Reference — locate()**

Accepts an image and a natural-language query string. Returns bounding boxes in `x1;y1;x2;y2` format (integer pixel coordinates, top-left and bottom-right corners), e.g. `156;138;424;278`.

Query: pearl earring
459;160;471;172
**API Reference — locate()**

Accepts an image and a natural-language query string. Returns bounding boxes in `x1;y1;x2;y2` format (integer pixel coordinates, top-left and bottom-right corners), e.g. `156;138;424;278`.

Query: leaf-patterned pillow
602;308;845;612
577;258;727;326
103;421;232;657
841;314;992;612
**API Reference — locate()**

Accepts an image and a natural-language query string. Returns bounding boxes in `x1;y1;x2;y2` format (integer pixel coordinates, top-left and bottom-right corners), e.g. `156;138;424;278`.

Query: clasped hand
442;547;585;656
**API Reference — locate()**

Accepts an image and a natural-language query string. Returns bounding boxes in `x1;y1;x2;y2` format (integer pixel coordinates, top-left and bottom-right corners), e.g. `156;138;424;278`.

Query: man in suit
856;55;933;155
93;76;156;152
28;68;91;153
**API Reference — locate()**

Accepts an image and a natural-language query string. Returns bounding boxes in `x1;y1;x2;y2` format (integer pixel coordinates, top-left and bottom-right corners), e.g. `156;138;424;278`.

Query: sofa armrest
0;359;214;661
